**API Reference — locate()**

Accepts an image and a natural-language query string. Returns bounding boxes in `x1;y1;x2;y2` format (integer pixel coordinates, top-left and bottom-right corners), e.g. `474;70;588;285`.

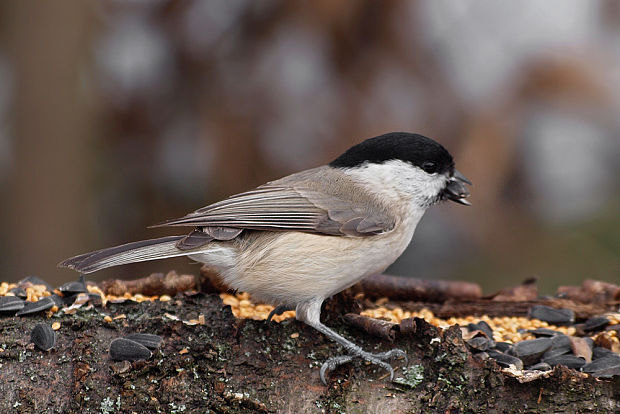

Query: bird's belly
223;227;417;305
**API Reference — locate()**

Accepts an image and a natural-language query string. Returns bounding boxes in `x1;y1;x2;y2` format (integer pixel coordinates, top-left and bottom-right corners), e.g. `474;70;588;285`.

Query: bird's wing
155;177;395;239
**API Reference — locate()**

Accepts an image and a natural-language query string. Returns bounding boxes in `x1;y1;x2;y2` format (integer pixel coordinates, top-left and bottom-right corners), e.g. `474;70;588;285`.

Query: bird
60;132;471;384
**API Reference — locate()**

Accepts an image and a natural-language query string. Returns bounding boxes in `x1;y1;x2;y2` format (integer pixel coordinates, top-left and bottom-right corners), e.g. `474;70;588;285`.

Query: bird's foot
320;348;407;385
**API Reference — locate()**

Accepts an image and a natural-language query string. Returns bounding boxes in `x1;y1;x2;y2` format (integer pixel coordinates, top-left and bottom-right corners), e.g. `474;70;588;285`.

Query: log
0;292;618;413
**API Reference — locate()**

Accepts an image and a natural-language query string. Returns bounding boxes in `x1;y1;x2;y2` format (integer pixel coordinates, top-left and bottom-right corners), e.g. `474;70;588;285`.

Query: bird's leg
266;304;294;323
296;299;407;385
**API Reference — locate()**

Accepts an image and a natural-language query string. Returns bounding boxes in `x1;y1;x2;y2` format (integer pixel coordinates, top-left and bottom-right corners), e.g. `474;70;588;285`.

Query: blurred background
0;0;618;293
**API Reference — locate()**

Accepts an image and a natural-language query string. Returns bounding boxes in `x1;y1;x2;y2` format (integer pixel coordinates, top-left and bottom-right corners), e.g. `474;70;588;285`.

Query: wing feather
155;168;395;237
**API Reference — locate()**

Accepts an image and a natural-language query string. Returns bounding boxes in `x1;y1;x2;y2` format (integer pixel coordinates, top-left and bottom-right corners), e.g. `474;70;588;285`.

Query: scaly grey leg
296;299;407;385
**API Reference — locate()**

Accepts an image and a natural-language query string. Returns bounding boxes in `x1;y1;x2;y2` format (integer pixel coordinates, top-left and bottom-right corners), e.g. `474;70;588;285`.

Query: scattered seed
467;336;492;352
487;350;524;371
31;323;56;351
494;342;513;353
15;296;55;316
542;355;586;370
9;287;27;299
179;348;189;355
569;337;593;363
51;322;61;330
513;338;553;366
528;306;574;325
0;296;25;313
109;338;152;361
582;317;610;332
528;362;552;372
290;332;299;339
19;276;53;292
592;347;615;360
581;355;620;373
58;274;88;295
528;328;562;337
104;315;113;323
124;333;163;350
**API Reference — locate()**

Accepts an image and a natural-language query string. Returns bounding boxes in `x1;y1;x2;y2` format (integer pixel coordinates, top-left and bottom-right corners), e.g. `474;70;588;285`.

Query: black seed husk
19;276;54;291
15;296;55;316
592;347;615;360
124;333;163;350
528;305;575;324
0;296;25;312
487;350;524;371
542;355;586;370
9;287;27;299
31;323;56;351
494;342;513;353
582;316;610;332
528;328;562;337
467;336;491;352
541;335;572;359
49;294;65;308
581;355;620;373
528;362;552;372
58;274;88;294
109;338;152;361
513;338;553;365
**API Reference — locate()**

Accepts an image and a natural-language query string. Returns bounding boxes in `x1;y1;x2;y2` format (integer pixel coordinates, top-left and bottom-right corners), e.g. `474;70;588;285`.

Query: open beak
443;170;472;205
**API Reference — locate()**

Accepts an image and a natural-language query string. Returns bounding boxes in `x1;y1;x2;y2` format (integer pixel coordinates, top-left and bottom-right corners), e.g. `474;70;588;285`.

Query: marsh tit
60;132;471;384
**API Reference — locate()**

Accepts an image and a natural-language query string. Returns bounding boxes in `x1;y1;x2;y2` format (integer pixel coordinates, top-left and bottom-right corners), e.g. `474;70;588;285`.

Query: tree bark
0;292;618;413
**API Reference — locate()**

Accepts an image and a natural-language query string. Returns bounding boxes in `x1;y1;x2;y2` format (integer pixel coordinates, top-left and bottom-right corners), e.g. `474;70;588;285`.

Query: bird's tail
59;236;191;274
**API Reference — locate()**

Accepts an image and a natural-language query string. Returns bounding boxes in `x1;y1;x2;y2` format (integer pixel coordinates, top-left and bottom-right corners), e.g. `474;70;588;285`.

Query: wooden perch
0;291;618;413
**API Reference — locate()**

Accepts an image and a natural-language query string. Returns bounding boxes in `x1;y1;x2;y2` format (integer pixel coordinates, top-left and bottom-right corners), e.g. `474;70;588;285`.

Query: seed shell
0;296;25;312
31;323;56;351
15;296;55;316
109;338;152;361
124;333;163;350
58;274;88;294
528;305;575;325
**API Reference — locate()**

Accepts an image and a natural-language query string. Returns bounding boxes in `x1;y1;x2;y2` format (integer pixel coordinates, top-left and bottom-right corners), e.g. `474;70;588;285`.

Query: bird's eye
422;161;437;174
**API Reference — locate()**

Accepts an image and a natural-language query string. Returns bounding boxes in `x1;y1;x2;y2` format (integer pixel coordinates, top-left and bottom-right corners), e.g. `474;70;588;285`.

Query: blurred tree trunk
4;0;98;283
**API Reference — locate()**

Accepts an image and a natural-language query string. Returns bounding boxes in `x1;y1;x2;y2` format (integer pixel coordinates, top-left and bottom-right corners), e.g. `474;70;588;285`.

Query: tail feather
59;236;189;274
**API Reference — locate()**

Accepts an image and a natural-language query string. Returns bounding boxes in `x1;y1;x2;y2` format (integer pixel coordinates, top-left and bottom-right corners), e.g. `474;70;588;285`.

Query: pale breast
219;209;423;305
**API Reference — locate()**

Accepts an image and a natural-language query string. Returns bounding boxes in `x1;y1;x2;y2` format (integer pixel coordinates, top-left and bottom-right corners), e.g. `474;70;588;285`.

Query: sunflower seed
9;287;27;299
487;350;524;371
582;317;610;332
58;274;88;294
542;337;571;360
527;328;562;337
109;338;152;361
19;276;53;291
31;323;56;351
0;296;25;312
581;355;620;373
528;305;574;325
513;338;553;365
494;342;513;353
124;333;163;350
593;347;615;360
528;362;552;372
542;355;586;370
15;296;55;316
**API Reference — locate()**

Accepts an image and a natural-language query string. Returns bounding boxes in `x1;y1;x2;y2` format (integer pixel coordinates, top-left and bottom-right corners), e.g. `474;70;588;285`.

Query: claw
266;304;293;323
320;355;353;385
319;348;407;384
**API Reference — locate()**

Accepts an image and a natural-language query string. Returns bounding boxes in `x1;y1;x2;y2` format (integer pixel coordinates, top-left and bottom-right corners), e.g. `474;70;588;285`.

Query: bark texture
0;293;618;413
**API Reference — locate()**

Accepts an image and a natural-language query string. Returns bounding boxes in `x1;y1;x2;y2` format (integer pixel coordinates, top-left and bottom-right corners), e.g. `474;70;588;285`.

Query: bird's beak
443;170;472;205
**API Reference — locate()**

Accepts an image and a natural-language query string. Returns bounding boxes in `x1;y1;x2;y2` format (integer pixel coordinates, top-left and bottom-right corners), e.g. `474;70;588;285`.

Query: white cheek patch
343;160;447;207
